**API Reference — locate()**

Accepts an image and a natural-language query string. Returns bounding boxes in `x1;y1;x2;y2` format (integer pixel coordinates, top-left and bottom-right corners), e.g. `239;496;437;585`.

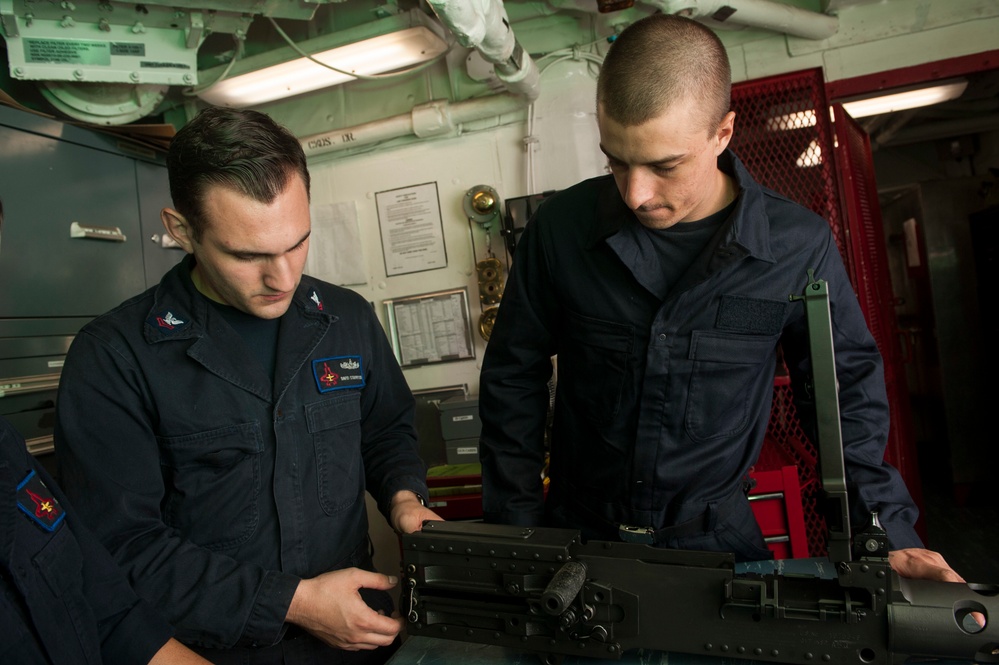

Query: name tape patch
312;355;365;393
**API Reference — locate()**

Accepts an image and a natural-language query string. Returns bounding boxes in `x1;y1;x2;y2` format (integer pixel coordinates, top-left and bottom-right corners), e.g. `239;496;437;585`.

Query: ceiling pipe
426;0;541;100
545;0;838;40
300;93;528;159
646;0;838;40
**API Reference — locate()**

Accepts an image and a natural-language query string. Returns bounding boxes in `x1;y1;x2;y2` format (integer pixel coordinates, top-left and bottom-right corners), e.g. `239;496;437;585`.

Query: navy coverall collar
590;150;778;267
142;255;336;403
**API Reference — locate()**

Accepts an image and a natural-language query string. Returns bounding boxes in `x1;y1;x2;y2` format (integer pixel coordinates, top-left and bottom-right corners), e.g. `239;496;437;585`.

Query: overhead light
198;13;448;108
840;79;968;118
766;109;819;132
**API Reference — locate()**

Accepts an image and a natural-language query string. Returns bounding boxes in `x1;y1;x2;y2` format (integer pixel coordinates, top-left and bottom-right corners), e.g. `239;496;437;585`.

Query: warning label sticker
111;42;146;57
24;39;111;66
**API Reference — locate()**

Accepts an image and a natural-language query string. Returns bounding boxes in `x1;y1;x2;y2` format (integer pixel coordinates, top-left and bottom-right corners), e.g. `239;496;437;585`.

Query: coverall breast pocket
159;422;263;551
306;392;363;516
560;311;633;426
685;331;779;442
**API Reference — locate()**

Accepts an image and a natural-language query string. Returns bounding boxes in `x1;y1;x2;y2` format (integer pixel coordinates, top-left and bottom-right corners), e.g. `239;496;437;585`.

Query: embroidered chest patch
312;356;365;393
17;470;66;532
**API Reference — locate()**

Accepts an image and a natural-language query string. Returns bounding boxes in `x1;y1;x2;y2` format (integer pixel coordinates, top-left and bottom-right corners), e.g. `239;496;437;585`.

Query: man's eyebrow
598;144;684;167
226;230;311;258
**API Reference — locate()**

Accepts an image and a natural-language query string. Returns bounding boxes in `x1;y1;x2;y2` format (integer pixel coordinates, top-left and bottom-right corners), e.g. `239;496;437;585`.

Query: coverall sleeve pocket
685;331;779;442
306;392;363;516
560;310;633;426
158;423;262;551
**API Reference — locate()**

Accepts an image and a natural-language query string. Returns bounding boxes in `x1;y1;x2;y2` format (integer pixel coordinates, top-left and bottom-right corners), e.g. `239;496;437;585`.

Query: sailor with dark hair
54;108;441;664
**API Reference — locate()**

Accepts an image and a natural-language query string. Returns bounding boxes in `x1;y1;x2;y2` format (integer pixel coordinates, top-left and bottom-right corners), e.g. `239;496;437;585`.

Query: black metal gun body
401;275;999;663
401;521;999;663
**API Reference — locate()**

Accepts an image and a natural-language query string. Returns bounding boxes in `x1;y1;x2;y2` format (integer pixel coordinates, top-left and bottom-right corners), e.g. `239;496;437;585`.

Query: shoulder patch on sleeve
16;470;66;532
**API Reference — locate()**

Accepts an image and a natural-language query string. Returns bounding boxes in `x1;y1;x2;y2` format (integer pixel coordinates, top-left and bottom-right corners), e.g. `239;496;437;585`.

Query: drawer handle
26;435;55;457
70;221;126;242
0;374;60;397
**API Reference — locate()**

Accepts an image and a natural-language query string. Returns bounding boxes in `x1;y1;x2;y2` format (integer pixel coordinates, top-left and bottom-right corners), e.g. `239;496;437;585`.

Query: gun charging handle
541;561;587;619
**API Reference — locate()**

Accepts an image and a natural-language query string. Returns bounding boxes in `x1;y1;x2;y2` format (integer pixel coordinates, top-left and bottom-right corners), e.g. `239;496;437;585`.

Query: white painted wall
305;58;605;401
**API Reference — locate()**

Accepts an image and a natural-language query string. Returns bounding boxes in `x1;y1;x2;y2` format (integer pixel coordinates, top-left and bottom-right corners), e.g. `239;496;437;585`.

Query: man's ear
161;208;196;254
714;111;736;155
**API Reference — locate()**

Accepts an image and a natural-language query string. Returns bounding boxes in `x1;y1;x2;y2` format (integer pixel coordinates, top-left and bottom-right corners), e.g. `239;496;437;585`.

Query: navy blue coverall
479;150;921;560
55;257;428;662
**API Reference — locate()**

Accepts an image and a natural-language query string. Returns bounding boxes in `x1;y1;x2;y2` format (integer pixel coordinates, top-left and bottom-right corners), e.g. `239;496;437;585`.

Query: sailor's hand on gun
390;490;443;534
890;548;985;627
889;548;965;582
286;568;404;650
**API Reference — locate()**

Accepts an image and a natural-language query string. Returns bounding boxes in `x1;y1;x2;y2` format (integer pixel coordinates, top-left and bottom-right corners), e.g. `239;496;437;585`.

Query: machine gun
400;274;999;664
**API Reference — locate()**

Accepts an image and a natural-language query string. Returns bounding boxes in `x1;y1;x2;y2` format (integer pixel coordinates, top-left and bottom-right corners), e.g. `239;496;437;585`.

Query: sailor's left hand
889;548;965;582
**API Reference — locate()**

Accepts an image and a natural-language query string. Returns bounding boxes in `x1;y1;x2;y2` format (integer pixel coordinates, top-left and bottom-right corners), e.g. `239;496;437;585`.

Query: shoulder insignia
312;355;365;393
16;470;66;532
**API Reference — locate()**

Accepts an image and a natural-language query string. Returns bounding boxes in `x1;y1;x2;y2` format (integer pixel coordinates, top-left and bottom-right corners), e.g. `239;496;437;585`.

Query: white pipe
543;0;837;40
427;0;541;100
300;94;527;158
646;0;838;40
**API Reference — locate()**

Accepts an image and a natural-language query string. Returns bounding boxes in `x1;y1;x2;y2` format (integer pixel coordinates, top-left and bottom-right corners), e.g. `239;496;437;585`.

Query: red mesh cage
730;69;922;556
730;70;849;274
831;107;924;522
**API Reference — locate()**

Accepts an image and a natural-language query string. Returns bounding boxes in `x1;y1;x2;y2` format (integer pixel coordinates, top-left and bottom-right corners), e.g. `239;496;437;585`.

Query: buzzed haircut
166;106;310;242
597;14;731;132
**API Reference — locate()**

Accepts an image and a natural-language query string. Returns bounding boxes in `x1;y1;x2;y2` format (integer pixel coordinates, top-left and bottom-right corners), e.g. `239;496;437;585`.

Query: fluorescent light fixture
840;79;967;118
766;109;818;132
767;79;968;132
198;23;447;108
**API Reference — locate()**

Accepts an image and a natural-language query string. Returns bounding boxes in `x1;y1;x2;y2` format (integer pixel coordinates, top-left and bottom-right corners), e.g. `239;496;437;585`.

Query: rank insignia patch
146;309;190;335
312;356;365;393
17;470;66;532
309;290;324;311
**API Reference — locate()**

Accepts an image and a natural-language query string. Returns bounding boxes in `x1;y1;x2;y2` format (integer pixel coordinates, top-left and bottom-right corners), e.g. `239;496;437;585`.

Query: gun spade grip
541;561;587;616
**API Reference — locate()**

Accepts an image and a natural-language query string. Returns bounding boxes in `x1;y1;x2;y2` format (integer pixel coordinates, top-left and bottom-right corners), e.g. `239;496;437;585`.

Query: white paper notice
375;182;447;277
306;201;367;286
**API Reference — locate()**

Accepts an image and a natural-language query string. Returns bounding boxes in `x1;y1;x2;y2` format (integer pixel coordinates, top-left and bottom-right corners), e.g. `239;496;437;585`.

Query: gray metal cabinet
0;104;175;462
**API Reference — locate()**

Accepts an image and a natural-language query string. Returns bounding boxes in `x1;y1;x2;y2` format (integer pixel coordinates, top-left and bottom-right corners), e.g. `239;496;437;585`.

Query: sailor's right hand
286;568;403;650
